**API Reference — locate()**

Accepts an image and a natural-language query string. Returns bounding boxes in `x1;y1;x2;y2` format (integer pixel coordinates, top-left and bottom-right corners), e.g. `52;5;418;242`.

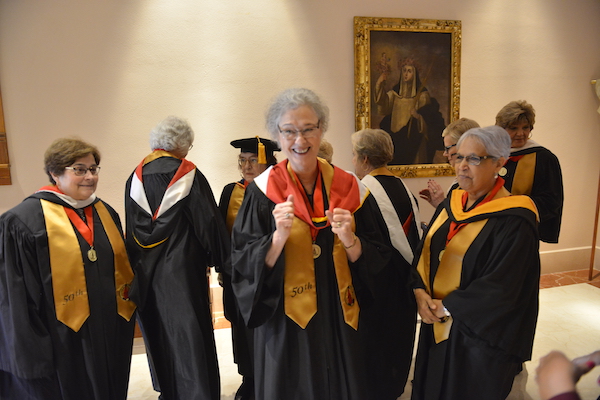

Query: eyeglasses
65;166;101;176
278;121;321;140
443;143;457;152
238;158;259;167
455;154;496;166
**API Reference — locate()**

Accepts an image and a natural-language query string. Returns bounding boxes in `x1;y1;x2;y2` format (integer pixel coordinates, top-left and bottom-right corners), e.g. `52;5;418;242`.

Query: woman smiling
0;138;135;399
231;88;393;399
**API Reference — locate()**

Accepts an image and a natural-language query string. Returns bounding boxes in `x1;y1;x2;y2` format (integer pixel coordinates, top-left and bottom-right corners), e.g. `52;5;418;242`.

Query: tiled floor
127;270;600;399
540;268;600;289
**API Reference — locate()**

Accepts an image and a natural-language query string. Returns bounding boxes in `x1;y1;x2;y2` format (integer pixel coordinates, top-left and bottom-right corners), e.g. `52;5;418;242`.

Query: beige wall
1;0;599;273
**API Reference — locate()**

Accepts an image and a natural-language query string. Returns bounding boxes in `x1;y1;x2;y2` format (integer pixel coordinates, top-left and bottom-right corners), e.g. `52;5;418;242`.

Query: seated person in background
419;117;480;208
536;349;600;400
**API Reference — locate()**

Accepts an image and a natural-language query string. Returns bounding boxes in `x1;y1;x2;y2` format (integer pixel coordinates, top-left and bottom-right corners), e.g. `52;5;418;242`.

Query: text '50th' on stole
41;199;135;332
254;158;369;330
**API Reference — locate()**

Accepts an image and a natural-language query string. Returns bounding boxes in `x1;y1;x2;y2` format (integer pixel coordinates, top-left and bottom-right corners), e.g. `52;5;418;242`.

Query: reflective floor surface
127;275;600;400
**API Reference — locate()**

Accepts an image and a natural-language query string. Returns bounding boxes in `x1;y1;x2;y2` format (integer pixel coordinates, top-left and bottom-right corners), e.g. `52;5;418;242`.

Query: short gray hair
149;116;194;154
265;88;329;142
457;125;511;160
351;128;393;168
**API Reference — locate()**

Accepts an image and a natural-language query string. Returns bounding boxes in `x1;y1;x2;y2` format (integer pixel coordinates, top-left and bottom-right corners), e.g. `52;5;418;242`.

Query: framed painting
354;17;461;178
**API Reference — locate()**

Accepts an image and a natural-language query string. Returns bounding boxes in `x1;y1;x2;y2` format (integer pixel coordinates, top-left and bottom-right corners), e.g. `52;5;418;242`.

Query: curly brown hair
44;138;101;184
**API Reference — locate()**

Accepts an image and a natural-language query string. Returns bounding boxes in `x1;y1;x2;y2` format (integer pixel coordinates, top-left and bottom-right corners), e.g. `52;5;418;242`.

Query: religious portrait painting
354;17;461;178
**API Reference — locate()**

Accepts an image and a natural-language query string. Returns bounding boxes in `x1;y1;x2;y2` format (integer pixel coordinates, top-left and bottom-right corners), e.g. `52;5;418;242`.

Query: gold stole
283;162;360;330
511;153;536;195
416;209;487;344
143;149;177;164
416;186;532;344
225;183;245;234
41;200;136;332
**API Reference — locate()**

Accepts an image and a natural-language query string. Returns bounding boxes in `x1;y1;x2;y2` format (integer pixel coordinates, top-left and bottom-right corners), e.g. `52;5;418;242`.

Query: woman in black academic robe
419;118;481;209
125;116;230;400
412;126;540;400
218;136;279;400
495;100;563;243
231;88;392;400
351;128;422;399
0;138;135;400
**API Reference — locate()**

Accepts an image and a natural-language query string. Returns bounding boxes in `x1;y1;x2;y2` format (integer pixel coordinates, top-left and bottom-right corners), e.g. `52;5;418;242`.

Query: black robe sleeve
442;215;540;360
530;147;563;243
0;208;55;380
188;170;232;275
230;183;283;328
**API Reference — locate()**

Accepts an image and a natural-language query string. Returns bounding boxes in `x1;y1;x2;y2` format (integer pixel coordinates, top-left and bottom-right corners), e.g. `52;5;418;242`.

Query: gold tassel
256;135;266;164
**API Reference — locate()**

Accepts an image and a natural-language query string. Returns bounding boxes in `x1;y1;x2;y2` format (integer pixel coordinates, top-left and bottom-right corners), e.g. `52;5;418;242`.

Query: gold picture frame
0;84;11;185
354;17;461;178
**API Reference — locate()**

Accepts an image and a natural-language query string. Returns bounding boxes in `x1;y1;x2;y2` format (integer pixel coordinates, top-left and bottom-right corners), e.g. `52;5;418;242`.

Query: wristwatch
440;306;451;323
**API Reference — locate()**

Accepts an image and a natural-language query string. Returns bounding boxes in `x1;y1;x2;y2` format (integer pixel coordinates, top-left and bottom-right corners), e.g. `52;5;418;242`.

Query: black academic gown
0;192;134;400
502;144;563;243
411;190;540;400
218;180;255;382
219;181;243;226
231;182;393;400
125;156;231;400
359;173;420;399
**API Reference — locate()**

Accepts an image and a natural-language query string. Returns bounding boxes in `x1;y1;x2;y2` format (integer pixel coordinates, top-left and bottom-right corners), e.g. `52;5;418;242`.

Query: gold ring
337;222;342;228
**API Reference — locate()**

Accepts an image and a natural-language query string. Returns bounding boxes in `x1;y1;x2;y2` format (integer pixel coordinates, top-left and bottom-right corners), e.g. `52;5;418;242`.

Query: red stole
130;150;196;221
259;158;367;329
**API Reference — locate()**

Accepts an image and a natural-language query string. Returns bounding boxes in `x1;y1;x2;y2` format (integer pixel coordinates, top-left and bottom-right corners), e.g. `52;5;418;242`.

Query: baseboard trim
540;246;596;274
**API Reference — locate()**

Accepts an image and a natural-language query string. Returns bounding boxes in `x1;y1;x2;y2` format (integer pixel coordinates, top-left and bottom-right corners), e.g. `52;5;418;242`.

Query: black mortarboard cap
230;136;280;164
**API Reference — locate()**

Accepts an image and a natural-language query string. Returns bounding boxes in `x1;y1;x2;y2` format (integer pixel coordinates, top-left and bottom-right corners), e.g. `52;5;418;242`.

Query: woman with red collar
231;88;393;399
0;138;135;399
